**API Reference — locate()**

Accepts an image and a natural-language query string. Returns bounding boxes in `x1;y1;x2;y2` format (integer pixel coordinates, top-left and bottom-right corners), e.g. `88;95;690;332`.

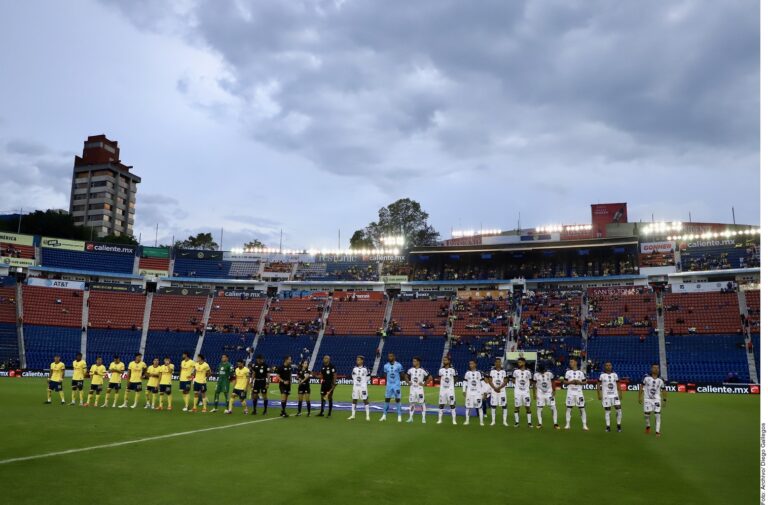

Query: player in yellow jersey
121;353;147;409
46;355;66;404
157;356;175;410
104;355;125;407
179;351;196;411
191;354;211;413
85;357;107;406
70;352;87;406
227;359;251;415
145;358;162;409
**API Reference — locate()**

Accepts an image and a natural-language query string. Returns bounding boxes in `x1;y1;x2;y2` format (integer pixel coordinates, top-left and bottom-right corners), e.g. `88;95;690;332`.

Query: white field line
0;416;280;465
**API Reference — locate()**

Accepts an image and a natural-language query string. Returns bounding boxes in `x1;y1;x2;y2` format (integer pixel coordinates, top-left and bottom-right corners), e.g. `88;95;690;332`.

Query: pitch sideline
0;416;280;465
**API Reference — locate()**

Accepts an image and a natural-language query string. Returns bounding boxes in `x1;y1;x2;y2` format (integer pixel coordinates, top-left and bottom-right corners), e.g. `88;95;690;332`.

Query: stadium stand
23;325;81;370
0;283;17;323
263;298;324;336
666;334;750;383
664;292;742;334
227;261;261;278
263;262;292;273
519;335;584;378
588;291;656;336
519;290;582;337
380;335;445;376
448;336;506;377
295;261;378;281
88;290;145;329
199;332;252;364
746;290;760;334
1;241;35;260
148;293;207;331
325;299;386;336
138;257;169;272
679;242;758;271
22;286;83;327
451;298;510;337
586;335;659;381
0;323;18;368
86;329;142;364
207;295;266;333
388;299;449;337
172;258;233;278
312;335;381;372
41;249;134;274
254;334;315;367
143;331;199;362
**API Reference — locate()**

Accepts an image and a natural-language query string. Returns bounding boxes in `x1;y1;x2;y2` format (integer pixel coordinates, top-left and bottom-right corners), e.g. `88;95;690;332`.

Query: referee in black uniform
317;355;337;417
249;355;270;415
275;356;293;417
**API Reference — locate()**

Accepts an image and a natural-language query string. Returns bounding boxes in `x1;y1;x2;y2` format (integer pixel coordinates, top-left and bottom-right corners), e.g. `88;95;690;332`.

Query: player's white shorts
409;386;425;404
644;399;662;414
465;393;483;409
490;391;507;407
602;395;621;408
439;389;455;406
514;392;531;408
352;387;368;401
481;382;493;397
536;395;554;408
565;393;585;407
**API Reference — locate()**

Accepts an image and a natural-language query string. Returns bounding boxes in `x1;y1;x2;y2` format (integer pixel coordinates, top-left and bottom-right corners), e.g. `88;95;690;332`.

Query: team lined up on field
44;351;668;435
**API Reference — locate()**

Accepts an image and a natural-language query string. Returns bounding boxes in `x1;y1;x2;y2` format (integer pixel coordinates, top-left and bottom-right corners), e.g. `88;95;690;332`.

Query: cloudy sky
0;0;759;249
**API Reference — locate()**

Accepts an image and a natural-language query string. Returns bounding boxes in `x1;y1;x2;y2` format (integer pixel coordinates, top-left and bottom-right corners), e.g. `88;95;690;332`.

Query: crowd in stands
450;296;510;337
518;290;582;337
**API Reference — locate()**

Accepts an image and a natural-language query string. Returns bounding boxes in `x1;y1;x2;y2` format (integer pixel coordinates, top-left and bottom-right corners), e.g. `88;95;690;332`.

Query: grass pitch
0;379;758;505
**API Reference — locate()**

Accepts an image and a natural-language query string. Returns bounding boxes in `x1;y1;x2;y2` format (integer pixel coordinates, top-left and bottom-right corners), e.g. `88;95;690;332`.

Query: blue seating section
143;331;199;363
666;334;750;383
199;332;253;365
172;259;234;278
586;336;659;381
254;334;315;368
302;261;379;281
680;245;753;271
24;325;82;369
380;336;445;376
41;249;134;274
752;334;760;378
312;335;381;372
86;329;142;364
521;336;583;378
0;322;18;366
449;337;506;377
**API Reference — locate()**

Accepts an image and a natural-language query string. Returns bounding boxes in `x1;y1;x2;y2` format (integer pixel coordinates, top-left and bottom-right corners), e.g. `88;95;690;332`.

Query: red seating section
746;290;760;333
88;291;145;329
208;296;267;333
149;294;206;331
0;242;35;259
390;299;449;336
0;286;17;323
264;262;292;273
664;292;741;334
520;291;581;337
22;286;83;327
589;293;656;336
452;298;510;337
139;257;169;271
326;300;386;335
265;299;324;324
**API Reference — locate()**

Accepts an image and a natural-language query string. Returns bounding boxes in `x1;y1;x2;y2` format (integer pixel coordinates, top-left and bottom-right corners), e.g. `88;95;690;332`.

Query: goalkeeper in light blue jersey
380;352;405;422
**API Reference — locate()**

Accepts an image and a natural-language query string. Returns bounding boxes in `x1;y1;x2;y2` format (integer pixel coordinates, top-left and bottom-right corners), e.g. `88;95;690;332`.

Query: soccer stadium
0;1;762;504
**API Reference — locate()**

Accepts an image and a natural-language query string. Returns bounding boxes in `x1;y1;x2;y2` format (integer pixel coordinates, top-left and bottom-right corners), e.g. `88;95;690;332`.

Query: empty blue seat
41;249;134;274
144;331;199;363
312;335;381;371
380;336;445;375
86;328;142;364
24;325;81;369
199;332;253;365
586;336;659;381
0;322;18;366
254;334;315;368
666;334;750;383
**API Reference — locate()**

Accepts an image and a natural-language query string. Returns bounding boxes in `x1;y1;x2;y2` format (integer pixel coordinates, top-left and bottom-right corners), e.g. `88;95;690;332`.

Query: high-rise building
69;135;141;238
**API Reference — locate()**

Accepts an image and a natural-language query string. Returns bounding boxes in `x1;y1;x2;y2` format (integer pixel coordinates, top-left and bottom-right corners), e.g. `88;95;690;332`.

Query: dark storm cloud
101;0;758;194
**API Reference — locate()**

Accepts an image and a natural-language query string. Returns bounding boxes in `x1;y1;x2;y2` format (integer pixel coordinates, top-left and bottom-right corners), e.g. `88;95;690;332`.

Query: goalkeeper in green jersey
211;354;234;412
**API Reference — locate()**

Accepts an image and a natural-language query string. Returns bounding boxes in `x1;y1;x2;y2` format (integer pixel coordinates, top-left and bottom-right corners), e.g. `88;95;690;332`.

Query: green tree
176;232;219;250
243;238;264;249
351;198;440;249
0;210;88;240
98;234;139;245
349;229;374;249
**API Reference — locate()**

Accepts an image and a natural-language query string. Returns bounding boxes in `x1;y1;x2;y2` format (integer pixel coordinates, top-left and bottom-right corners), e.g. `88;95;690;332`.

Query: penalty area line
0;416;280;465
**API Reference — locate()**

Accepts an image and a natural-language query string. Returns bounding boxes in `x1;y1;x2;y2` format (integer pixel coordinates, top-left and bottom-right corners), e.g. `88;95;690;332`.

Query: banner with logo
640;241;674;254
671;281;735;293
587;287;643;297
139;268;169;277
0;257;35;267
89;283;144;293
590;202;627;238
680;239;736;250
216;289;266;299
331;291;386;301
85;242;136;255
0;232;34;246
27;278;85;290
157;287;210;296
141;246;170;259
41;237;85;251
399;290;454;300
457;289;509;300
381;275;408;284
175;249;224;261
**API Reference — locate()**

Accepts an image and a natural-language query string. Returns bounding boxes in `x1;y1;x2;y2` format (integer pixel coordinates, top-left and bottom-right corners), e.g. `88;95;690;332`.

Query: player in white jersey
348;356;371;421
640;363;667;437
597;361;623;432
564;358;589;430
437;356;458;425
463;359;485;426
532;362;559;429
406;357;432;423
486;357;509;426
511;358;533;428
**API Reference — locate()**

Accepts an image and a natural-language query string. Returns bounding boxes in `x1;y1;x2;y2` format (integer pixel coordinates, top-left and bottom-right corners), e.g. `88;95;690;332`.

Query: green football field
0;379;759;505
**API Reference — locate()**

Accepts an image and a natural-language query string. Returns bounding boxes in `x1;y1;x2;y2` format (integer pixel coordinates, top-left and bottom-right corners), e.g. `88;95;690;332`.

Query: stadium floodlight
382;235;405;247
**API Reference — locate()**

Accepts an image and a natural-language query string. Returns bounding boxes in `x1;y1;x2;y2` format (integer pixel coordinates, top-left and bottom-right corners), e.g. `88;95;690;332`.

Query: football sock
526;413;532;425
552;405;558;425
616;408;623;425
451;408;456;422
503;408;508;424
364;404;369;417
644;414;651;428
438;409;443;422
605;410;611;427
514;412;520;424
396;402;402;416
537;407;543;425
580;407;587;427
566;407;572;425
297;400;303;414
655;413;661;433
228;398;234;411
328;399;333;415
421;406;426;421
281;400;286;413
306;400;311;413
320;399;326;414
490;409;496;423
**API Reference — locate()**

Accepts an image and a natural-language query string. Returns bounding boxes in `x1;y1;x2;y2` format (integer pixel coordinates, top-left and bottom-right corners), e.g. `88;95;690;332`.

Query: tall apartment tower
69;135;141;238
